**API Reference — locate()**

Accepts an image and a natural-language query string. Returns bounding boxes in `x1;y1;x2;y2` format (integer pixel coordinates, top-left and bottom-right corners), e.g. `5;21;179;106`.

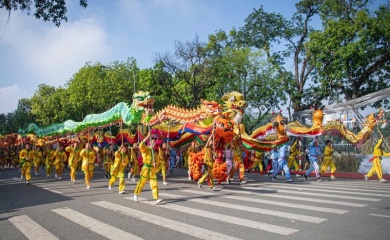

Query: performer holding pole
365;129;389;183
320;140;337;180
134;129;163;205
80;142;96;189
108;143;130;194
19;142;35;184
66;140;81;183
303;136;322;182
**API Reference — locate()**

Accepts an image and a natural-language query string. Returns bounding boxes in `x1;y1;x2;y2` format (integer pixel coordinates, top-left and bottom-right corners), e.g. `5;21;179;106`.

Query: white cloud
1;11;113;88
0;85;28;114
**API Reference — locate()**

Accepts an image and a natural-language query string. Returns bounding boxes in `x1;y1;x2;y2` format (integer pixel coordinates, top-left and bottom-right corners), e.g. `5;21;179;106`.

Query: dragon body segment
148;99;223;126
18;91;154;137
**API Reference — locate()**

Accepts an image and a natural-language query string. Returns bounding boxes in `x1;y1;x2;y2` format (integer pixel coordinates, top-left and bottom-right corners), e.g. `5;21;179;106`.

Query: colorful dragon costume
286;108;324;137
18;91;154;137
323;110;385;144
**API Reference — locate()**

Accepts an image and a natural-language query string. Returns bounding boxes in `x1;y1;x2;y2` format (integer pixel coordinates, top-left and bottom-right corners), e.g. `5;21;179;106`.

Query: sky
0;0;387;115
0;0;304;114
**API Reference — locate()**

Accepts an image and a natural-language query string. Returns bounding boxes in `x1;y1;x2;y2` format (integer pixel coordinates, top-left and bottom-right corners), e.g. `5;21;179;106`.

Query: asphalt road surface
0;167;389;240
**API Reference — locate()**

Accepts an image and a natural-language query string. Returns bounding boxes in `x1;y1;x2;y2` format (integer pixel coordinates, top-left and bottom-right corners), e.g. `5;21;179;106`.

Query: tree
236;1;324;113
153;35;216;108
30;84;58;125
308;0;390;108
1;0;88;27
205;30;287;132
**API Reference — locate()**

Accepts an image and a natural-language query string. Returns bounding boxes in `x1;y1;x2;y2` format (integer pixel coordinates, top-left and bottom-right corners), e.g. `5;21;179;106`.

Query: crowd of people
1;132;388;205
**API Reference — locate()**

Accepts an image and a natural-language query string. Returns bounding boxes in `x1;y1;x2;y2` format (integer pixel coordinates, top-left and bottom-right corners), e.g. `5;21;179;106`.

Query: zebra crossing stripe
180;189;349;214
220;189;367;207
52;207;144;240
158;192;327;223
43;188;63;194
241;186;381;202
261;182;390;194
92;201;243;240
9;215;59;240
128;197;299;236
325;181;390;189
369;214;390;218
258;184;390;197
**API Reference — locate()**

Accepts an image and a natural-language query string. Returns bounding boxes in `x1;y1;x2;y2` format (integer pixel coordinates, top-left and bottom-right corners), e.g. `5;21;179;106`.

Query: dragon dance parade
1;89;388;204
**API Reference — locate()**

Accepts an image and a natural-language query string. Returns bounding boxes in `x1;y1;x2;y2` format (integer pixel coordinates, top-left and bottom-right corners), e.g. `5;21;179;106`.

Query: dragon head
221;91;248;114
364;113;377;129
221;91;248;124
132;91;155;115
269;112;288;140
199;99;223;118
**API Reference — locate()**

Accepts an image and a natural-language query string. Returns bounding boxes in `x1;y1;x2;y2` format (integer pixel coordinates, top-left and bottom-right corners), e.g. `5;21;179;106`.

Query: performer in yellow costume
108;143;130;194
34;146;44;176
197;140;216;190
80;143;96;189
365;132;389;183
103;144;115;179
128;144;139;181
65;140;81;183
249;150;263;174
45;144;55;177
229;139;246;184
53;144;67;180
320;140;337;180
19;142;35;184
288;139;301;176
134;132;163;205
156;142;169;185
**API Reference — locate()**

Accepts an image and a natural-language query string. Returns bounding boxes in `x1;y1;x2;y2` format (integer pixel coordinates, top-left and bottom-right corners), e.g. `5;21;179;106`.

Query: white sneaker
119;191;126;194
188;176;191;180
295;174;301;177
128;173;131;179
134;194;139;202
240;180;247;184
108;185;112;190
131;178;136;182
379;178;387;183
58;177;61;180
35;172;38;176
154;199;163;205
197;181;203;189
163;182;168;185
73;180;76;183
211;187;218;191
87;186;90;189
364;175;368;181
331;175;337;180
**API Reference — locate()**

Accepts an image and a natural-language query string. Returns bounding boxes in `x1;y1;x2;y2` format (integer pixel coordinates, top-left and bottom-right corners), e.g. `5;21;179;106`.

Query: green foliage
236;2;323;112
205;30;287;132
308;1;390;108
1;0;88;26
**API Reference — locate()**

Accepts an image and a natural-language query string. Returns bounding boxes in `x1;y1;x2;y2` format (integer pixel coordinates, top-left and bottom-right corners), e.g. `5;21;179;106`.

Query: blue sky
0;0;386;115
0;0;303;114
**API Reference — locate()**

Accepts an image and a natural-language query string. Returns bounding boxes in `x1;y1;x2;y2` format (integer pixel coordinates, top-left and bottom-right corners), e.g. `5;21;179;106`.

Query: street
0;167;389;240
